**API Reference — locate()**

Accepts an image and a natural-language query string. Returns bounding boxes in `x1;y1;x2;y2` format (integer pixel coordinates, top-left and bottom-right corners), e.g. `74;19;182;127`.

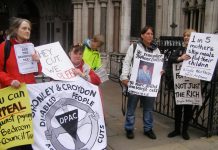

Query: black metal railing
108;52;126;82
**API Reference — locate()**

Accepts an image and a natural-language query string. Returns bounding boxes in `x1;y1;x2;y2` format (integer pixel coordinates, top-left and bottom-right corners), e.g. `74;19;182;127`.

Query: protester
167;29;196;140
0;17;41;150
120;26;162;140
69;44;101;85
82;34;104;70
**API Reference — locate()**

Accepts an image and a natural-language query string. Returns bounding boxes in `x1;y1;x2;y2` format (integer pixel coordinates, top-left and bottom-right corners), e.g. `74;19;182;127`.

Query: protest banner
128;49;164;97
180;32;218;81
0;84;33;149
173;63;202;105
27;78;106;150
35;42;75;81
14;43;38;74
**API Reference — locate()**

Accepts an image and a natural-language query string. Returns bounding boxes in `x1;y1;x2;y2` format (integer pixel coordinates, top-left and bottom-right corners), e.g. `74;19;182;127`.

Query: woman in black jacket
167;29;196;140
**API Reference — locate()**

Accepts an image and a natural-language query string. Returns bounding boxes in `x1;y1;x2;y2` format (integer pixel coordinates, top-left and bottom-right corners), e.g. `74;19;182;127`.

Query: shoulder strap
3;40;11;72
131;42;137;65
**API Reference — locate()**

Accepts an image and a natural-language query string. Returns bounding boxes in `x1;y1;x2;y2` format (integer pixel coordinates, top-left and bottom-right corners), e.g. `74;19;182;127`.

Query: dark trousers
174;104;193;133
8;145;33;150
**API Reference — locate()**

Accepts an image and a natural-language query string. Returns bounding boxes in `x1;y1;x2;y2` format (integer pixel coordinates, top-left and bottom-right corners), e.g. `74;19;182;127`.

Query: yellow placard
0;84;33;150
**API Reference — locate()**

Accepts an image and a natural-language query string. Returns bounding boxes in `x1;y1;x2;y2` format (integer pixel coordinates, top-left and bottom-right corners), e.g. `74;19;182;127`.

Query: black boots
168;130;190;140
182;131;190;140
144;129;157;139
126;130;134;139
168;130;180;137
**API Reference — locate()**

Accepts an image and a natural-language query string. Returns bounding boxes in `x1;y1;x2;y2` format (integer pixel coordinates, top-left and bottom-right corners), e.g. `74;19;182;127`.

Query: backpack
3;40;11;72
121;42;137;116
131;42;137;65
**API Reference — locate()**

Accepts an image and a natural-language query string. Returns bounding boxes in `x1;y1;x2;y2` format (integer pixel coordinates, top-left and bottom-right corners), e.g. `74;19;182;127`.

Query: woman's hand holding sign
121;79;129;87
10;80;21;88
32;51;40;63
178;54;191;62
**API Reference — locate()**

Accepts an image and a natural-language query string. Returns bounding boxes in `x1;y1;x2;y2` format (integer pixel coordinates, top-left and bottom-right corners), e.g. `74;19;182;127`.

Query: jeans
124;93;155;132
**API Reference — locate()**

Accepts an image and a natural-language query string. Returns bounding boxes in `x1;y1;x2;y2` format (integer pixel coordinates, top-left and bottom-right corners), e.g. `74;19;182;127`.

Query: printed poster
35;42;75;81
14;43;38;74
128;49;164;97
27;78;107;150
0;84;33;150
180;32;218;81
173;63;202;105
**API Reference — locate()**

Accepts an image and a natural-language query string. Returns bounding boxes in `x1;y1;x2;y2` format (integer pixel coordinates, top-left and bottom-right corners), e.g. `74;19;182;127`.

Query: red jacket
76;60;101;85
0;39;42;88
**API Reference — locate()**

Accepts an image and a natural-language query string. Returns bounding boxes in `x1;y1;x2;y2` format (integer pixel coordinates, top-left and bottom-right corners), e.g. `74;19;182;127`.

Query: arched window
146;0;156;31
131;0;142;38
130;0;156;39
183;0;205;32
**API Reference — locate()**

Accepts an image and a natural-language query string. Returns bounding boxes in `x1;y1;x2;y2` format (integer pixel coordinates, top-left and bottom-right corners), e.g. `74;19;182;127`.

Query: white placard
14;43;38;74
94;67;108;83
180;32;218;81
35;42;75;81
27;79;107;150
128;49;164;97
173;63;202;105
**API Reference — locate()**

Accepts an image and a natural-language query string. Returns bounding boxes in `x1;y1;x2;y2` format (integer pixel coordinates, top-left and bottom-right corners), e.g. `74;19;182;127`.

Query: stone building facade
0;0;217;67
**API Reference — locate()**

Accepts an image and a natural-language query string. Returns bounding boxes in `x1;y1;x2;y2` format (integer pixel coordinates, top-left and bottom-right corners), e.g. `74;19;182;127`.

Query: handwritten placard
173;63;202;105
0;84;33;149
180;32;218;81
14;43;38;74
35;42;76;81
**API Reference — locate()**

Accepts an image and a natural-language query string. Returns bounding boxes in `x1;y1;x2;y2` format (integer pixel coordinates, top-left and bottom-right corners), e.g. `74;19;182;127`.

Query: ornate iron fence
108;53;126;82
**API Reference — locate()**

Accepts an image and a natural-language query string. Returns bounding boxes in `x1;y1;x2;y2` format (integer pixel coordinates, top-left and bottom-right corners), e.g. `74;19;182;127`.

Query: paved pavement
100;80;218;150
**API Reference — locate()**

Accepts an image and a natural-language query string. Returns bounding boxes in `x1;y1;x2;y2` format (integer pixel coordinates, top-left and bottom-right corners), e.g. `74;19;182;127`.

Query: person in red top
0;17;41;150
0;17;41;89
69;44;101;85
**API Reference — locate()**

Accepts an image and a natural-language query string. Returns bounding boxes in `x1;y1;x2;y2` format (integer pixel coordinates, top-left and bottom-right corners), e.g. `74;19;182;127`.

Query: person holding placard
0;17;41;150
120;26;162;140
167;29;196;140
69;44;101;85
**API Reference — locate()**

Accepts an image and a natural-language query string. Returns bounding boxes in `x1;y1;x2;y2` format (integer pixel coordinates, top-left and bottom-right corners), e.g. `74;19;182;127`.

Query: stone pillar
72;0;83;44
120;0;131;53
189;7;194;28
40;17;48;45
170;0;177;36
86;0;95;38
204;0;217;33
197;5;203;32
99;0;108;52
182;8;188;30
155;0;163;38
112;0;121;53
